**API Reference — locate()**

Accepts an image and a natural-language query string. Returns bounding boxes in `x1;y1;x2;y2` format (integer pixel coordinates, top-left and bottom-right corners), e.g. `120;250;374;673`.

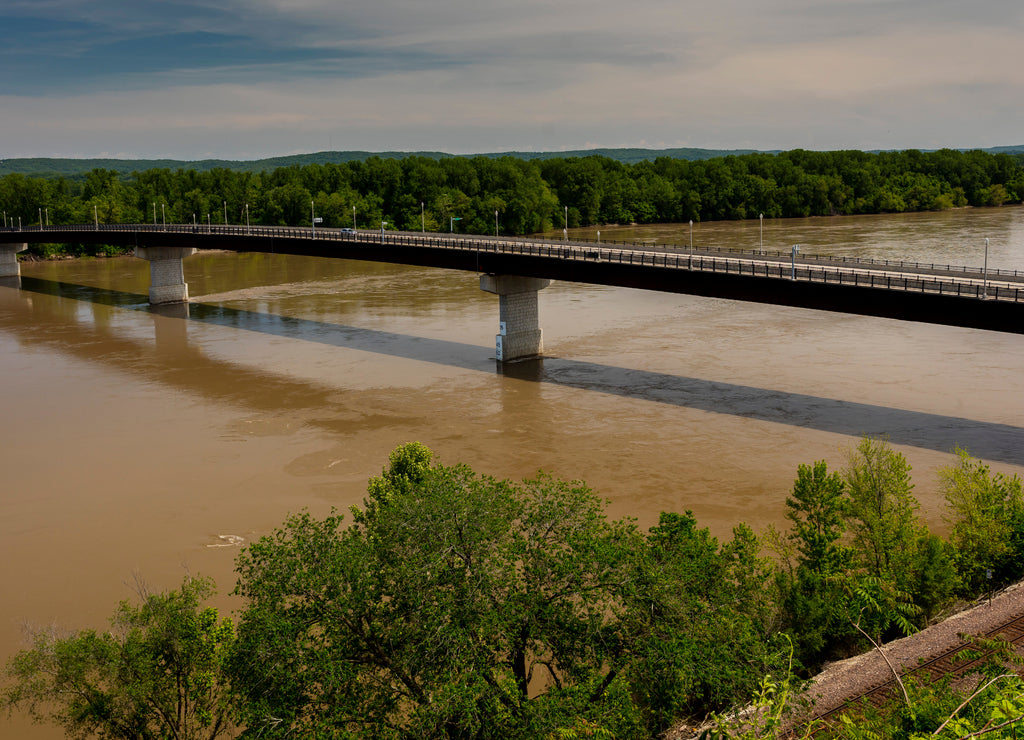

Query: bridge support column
135;246;196;304
0;244;27;278
480;274;551;362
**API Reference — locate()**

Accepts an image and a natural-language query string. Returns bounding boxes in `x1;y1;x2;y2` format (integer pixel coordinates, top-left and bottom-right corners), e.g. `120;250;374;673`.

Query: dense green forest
6;439;1024;739
0;148;772;178
2;148;1024;257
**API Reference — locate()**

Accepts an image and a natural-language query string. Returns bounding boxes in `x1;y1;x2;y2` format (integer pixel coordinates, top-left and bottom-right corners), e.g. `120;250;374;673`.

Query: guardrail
4;223;1021;303
589;238;1024;278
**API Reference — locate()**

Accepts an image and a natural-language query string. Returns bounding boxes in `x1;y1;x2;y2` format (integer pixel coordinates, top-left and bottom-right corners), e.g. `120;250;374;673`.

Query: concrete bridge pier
480;274;551;362
0;244;27;279
135;246;196;304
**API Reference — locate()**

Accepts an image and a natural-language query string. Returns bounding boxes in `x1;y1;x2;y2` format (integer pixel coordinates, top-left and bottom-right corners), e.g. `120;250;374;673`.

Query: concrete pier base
135;246;196;304
480;274;551;362
0;244;27;278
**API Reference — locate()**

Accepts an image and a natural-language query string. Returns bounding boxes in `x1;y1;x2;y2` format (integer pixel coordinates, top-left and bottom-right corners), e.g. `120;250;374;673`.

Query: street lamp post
689;219;693;252
45;208;49;227
563;205;568;242
495;209;498;237
791;244;800;280
162;203;166;230
38;208;42;229
224;200;228;226
153;203;157;225
450;216;461;233
421;202;425;233
597;230;600;244
983;237;990;299
353;206;357;230
245;203;250;234
381;221;388;243
759;212;764;255
94;206;98;230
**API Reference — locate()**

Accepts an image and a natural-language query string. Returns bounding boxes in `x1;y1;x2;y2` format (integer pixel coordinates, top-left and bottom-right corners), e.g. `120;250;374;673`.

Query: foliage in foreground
6;439;1024;739
2;576;235;740
230;442;786;739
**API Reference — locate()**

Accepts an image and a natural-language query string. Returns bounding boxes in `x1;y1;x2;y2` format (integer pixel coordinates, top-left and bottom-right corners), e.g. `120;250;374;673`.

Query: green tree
786;461;848;573
941;448;1024;593
230;443;646;739
842;438;920;582
623;514;788;732
841;438;951;630
776;461;854;668
3;576;235;740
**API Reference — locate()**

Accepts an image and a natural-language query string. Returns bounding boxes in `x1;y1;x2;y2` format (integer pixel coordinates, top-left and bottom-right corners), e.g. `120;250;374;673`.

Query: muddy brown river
2;207;1024;738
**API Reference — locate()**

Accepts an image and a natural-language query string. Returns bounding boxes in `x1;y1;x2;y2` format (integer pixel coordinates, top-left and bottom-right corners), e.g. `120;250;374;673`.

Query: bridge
1;223;1022;361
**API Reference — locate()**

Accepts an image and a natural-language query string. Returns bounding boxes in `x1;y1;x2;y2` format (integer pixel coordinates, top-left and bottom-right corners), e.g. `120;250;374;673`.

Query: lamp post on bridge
224;200;228;226
759;212;764;255
381;221;388;243
495;209;499;237
689;219;693;252
983;237;989;299
791;244;800;280
353;205;357;231
450;216;461;233
421;202;425;233
245;203;250;234
45;208;49;227
153;202;157;225
162;203;166;231
563;205;568;242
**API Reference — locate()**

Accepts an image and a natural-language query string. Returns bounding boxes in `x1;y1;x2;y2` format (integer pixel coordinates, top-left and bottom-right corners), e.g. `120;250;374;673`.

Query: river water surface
3;207;1024;738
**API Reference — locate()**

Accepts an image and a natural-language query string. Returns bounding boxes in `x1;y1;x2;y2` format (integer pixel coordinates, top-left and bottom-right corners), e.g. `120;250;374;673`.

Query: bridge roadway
1;223;1022;359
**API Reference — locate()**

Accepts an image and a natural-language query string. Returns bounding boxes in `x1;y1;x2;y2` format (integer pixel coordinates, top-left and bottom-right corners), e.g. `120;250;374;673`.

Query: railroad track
797;612;1024;734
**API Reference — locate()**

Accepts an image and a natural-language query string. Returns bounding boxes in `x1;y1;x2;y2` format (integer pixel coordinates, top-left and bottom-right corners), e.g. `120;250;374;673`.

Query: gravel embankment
668;581;1024;739
801;582;1024;715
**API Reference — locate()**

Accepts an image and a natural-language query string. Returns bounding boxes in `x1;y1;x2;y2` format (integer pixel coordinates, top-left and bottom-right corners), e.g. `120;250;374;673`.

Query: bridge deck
2;224;1022;334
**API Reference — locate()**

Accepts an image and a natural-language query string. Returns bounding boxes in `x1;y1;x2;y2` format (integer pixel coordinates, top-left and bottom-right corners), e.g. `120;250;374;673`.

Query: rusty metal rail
799;612;1024;734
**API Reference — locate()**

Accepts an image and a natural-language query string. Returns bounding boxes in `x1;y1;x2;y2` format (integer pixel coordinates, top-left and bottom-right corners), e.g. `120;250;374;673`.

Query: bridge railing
392;231;1024;303
7;223;1022;303
372;231;1023;303
576;237;1024;278
8;221;1023;278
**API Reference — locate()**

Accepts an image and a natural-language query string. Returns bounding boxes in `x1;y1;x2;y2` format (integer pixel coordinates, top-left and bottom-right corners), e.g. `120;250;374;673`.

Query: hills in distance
2;146;1023;179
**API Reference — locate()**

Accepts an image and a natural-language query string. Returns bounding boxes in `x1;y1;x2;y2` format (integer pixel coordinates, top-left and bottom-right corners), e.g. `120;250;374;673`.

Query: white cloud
1;0;1022;157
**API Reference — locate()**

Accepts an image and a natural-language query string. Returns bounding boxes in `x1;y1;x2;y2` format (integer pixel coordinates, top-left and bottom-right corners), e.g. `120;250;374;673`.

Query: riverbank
668;582;1024;739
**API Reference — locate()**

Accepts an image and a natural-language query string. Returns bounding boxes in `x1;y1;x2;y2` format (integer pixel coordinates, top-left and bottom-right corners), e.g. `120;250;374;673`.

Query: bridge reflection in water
7;275;1023;467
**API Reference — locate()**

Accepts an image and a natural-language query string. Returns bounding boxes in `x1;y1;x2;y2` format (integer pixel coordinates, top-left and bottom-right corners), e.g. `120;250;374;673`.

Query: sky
1;0;1022;161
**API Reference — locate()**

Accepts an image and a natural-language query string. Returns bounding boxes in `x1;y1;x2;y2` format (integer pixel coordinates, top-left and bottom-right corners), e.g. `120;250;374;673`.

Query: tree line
2;148;1023;257
5;439;1024;739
